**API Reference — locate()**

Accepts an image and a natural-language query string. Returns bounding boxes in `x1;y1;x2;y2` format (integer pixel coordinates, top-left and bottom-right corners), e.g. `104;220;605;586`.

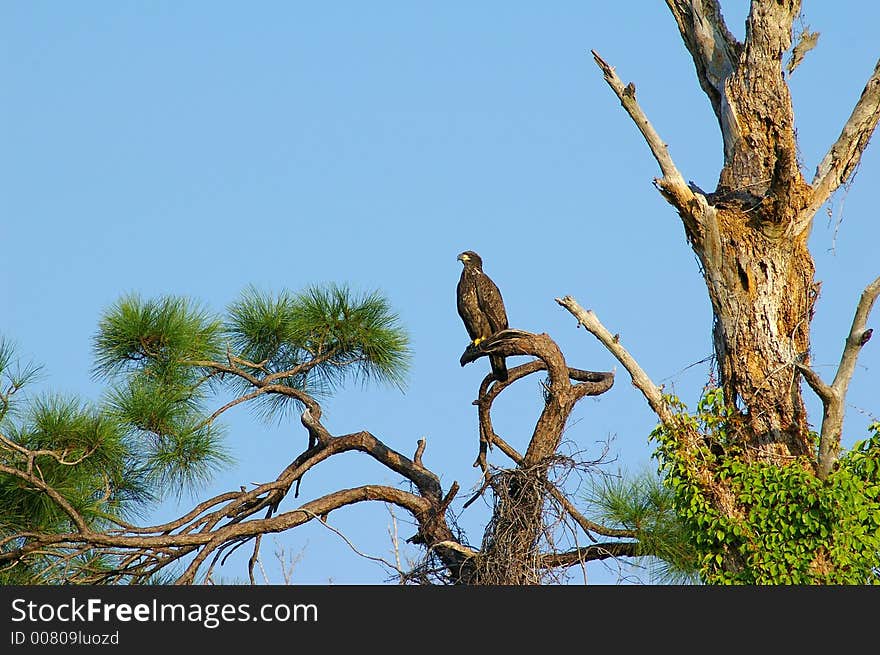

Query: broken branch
799;59;880;234
556;295;671;423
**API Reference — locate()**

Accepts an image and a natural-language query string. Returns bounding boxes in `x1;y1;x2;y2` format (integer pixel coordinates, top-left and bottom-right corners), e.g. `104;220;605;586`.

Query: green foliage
94;294;230;496
2;396;125;531
0;336;42;423
652;389;880;584
293;283;410;390
586;470;700;583
225;284;411;418
93;294;223;380
0;390;154;584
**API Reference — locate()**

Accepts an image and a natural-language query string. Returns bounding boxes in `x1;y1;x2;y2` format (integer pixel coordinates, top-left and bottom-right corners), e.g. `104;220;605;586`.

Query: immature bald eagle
456;250;509;381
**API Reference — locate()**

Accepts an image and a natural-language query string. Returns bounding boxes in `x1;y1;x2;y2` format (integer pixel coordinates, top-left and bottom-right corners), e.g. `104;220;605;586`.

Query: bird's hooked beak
457;253;468;263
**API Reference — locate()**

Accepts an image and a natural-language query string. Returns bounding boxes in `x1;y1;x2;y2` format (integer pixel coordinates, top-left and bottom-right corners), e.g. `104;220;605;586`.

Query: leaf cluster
225;284;411;419
93;294;230;494
651;389;880;584
586;470;700;584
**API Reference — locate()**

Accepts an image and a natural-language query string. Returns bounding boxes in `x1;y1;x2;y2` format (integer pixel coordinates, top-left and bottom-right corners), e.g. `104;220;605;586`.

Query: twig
248;533;263;585
297;508;407;577
413;438;426;467
386;505;404;583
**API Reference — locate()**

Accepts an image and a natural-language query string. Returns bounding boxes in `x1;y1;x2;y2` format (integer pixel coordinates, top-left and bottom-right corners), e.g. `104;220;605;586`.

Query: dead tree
582;1;879;469
552;1;880;581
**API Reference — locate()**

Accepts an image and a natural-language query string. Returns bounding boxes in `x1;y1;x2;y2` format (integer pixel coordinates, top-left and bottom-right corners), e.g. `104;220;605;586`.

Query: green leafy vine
651;388;880;584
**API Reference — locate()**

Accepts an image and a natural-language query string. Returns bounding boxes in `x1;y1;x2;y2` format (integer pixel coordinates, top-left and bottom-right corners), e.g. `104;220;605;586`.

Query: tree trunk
698;2;814;459
472;469;546;585
687;2;811;460
704;206;816;459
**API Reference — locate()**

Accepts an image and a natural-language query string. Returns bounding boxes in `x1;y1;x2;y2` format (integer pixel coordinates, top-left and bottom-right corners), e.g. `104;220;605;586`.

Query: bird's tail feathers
490;355;508;383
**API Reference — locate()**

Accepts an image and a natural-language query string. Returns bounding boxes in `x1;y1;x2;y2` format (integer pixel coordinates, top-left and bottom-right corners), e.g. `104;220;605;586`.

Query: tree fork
460;327;615;584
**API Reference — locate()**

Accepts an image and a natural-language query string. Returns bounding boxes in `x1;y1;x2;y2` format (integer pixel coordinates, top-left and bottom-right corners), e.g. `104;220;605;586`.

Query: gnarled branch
0;396;470;584
460;328;613;467
590;50;717;255
592;52;699;212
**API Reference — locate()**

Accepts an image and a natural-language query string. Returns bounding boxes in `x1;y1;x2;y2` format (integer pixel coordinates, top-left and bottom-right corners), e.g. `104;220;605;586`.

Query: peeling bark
704;212;816;457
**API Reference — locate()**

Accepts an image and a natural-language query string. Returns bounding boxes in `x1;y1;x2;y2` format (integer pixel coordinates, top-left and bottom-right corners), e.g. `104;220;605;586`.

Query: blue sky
2;2;878;584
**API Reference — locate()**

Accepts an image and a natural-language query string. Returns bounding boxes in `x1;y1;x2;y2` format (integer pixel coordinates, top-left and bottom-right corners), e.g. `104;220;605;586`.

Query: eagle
456;250;509;382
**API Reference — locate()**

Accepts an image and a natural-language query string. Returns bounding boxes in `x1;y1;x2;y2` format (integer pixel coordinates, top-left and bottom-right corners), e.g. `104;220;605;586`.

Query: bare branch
260;432;441;516
794;361;834;405
461;340;610;393
800;59;880;233
591;50;716;245
796;276;880;479
831;278;880;393
119;491;243;534
0;402;473;584
468;359;556;474
786;28;819;76
571;370;615;400
413;438;426;467
556;296;671;423
664;0;740;136
465;340;612;474
815;276;880;478
248;533;263;585
196;387;269;430
2;484;434;585
293;508;408;578
537;541;640;568
592;52;695;204
460;328;613;467
300;405;333;448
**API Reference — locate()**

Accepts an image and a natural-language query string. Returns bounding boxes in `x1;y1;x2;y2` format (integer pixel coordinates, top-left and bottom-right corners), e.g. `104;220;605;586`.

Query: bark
704;216;816;458
799;276;880;478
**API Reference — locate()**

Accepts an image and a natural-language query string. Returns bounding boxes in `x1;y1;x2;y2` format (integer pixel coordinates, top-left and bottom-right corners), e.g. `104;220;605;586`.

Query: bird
456;250;509;382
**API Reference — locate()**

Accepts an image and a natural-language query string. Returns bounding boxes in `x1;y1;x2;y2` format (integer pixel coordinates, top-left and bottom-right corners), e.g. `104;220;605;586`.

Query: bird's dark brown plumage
456;250;509;381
